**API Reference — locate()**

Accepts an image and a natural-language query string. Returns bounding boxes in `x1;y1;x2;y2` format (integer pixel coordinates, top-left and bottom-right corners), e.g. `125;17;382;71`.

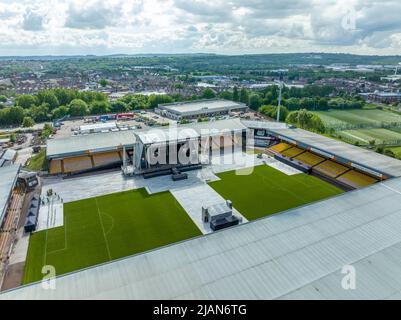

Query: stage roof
135;118;247;145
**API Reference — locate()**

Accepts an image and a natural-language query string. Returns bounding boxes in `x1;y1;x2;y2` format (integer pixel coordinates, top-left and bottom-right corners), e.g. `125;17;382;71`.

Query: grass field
23;188;202;284
25;149;48;171
315;109;401;127
338;128;401;144
209;165;343;221
314;109;401;145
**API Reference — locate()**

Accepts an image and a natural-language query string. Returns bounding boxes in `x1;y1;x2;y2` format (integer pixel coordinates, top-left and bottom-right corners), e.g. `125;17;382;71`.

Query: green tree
0;95;7;103
239;88;249;105
22;116;35;128
201;88;216;99
259;105;289;122
232;86;239;102
52;105;69;120
99;79;108;87
9;133;16;143
5;107;24;125
148;94;174;108
69;99;89;116
90;101;110;114
37;90;60;110
286;109;325;133
110;101;129;113
31;104;50;122
15;94;38;109
218;91;233;100
249;94;262;110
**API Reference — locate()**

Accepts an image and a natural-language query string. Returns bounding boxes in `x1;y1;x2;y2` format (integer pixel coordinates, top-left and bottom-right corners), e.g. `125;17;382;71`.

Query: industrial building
155;99;248;120
360;91;401;104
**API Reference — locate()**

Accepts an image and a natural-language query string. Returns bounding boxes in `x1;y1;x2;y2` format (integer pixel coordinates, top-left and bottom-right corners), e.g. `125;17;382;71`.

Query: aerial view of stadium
2;0;401;307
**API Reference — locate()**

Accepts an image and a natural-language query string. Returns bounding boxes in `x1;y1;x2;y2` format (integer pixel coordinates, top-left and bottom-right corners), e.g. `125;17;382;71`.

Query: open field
315;109;401;128
23;188;202;284
314;109;401;145
209;165;343;221
338;128;401;144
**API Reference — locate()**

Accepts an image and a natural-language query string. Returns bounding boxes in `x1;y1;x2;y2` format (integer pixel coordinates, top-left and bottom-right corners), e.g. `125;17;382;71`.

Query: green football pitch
23;188;202;284
209;165;344;221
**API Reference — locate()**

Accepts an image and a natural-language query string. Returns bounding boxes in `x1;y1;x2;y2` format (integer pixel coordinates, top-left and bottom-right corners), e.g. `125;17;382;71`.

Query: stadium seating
268;142;292;154
294;152;325;167
49;159;63;174
336;170;378;189
281;147;305;158
63;156;93;173
92;151;121;167
314;160;349;178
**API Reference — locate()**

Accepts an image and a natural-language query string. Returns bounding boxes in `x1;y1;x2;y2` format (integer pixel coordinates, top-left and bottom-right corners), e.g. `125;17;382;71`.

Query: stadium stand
314;160;350;179
337;170;378;189
294;152;325;167
0;186;23;262
281;147;305;158
49;159;63;175
62;156;93;173
268;142;292;154
92;151;121;167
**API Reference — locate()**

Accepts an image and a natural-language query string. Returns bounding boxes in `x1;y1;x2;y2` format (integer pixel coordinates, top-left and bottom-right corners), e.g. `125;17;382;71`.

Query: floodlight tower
275;80;284;122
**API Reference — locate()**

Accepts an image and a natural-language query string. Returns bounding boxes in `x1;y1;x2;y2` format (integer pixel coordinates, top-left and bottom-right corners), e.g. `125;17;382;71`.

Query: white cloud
0;0;400;55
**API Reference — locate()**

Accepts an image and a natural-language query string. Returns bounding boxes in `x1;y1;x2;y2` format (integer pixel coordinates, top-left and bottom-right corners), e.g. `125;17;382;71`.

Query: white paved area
262;154;302;175
171;184;247;234
41;151;263;202
8;230;29;265
36;195;64;231
40;150;299;209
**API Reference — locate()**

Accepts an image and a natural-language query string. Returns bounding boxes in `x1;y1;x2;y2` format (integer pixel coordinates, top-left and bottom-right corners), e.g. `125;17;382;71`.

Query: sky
0;0;400;56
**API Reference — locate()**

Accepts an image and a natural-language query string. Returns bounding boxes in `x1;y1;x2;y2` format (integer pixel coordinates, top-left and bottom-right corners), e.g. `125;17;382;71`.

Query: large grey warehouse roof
0;164;20;224
245;121;401;178
46;130;136;159
3;177;401;299
158;99;247;116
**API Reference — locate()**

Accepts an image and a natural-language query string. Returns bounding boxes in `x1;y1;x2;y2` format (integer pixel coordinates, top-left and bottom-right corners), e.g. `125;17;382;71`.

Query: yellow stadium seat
92;152;121;167
337;170;378;189
295;152;325;167
63;156;93;173
281;147;305;158
268;142;292;153
49;159;62;174
314;160;349;178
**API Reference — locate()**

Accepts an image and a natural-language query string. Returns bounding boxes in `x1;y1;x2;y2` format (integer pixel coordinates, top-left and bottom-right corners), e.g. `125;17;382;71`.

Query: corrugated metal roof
159;99;247;116
3;177;401;299
0;164;20;224
46;130;136;159
258;125;401;177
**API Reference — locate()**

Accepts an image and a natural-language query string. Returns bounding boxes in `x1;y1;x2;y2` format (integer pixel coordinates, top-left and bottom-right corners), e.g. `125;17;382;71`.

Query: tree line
0;88;222;127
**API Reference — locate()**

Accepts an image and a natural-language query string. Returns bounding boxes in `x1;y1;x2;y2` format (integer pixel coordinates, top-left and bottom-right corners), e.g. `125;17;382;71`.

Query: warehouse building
155;99;248;120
